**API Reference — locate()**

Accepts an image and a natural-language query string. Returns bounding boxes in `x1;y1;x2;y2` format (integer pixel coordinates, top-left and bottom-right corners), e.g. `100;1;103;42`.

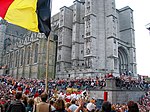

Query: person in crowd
86;102;96;112
54;98;66;112
3;98;11;112
127;101;139;112
65;102;71;112
85;97;97;112
6;91;26;112
111;104;116;112
101;101;112;112
120;104;128;112
32;96;41;112
0;75;149;112
34;91;39;98
22;94;28;107
0;103;4;112
74;99;87;112
36;92;51;112
68;98;79;112
49;100;56;112
26;98;34;112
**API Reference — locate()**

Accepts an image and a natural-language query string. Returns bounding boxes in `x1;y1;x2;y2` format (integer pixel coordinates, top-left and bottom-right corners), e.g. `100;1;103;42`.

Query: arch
118;47;128;75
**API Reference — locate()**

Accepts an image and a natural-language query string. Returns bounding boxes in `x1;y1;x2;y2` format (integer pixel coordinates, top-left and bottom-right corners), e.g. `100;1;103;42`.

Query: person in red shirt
34;91;39;98
24;89;30;95
17;86;22;91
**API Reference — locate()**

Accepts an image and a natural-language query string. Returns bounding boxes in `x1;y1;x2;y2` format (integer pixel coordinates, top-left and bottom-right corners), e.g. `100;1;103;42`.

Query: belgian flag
0;0;51;37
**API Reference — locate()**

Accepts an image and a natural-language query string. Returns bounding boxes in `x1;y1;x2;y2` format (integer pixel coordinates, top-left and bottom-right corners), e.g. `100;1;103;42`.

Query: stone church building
0;0;137;79
0;20;56;79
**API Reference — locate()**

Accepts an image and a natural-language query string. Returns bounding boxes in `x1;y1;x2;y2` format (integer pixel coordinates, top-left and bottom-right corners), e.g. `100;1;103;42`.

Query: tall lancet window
15;51;19;67
27;47;31;64
34;44;38;63
20;49;24;66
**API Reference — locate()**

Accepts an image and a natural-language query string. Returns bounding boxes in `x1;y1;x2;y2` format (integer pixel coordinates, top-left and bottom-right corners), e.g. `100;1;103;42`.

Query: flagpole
45;34;50;93
45;0;52;94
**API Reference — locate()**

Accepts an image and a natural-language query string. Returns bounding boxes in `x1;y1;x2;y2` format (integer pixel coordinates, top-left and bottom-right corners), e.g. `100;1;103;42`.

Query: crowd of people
138;92;150;111
0;74;149;112
115;74;150;90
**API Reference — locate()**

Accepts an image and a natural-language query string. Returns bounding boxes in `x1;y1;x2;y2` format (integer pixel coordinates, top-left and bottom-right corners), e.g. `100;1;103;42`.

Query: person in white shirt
68;98;78;112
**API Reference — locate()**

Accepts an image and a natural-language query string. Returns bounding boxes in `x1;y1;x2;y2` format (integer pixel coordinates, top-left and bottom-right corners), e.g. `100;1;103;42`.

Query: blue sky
52;0;150;76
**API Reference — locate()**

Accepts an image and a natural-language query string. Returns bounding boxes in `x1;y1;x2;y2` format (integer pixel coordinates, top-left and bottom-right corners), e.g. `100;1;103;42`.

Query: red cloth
0;101;5;105
0;0;14;18
65;98;71;102
76;91;82;94
104;91;108;101
106;73;113;78
17;86;22;91
24;89;30;95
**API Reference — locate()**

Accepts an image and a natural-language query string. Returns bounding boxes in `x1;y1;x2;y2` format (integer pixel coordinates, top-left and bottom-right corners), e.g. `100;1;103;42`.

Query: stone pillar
0;20;7;67
105;78;117;103
105;78;116;90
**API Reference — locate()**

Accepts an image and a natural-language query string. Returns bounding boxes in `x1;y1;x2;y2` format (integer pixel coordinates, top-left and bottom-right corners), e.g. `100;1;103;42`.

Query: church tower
51;0;137;78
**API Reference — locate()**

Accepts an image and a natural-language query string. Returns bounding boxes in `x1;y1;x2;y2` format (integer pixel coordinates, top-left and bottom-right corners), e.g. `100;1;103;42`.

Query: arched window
15;51;19;67
6;54;9;65
20;49;24;66
27;47;31;64
11;52;14;68
18;50;20;66
9;53;12;68
34;44;38;63
9;53;13;68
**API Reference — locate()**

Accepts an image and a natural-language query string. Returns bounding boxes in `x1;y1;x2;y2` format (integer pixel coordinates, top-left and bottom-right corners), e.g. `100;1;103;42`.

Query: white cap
86;103;96;111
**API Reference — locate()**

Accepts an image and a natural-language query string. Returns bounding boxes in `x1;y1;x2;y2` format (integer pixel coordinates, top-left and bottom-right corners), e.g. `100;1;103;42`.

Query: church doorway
118;47;128;75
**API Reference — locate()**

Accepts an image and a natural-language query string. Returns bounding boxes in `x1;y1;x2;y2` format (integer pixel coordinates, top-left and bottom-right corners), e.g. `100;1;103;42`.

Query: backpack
7;100;26;112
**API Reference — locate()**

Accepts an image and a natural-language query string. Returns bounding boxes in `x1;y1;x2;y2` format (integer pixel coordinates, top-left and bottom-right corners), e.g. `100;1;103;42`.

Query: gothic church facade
52;0;137;78
0;0;137;79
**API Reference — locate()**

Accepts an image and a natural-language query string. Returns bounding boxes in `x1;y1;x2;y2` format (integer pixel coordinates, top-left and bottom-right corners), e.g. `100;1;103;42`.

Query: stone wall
89;79;145;104
0;21;56;79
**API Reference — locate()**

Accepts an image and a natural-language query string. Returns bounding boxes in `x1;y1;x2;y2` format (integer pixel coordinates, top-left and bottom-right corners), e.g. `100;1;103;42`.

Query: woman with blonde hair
32;97;41;112
54;98;66;112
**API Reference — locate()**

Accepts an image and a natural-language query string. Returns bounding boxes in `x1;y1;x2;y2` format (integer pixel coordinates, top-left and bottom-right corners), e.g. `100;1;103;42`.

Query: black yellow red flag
0;0;14;18
37;0;51;37
0;0;51;37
